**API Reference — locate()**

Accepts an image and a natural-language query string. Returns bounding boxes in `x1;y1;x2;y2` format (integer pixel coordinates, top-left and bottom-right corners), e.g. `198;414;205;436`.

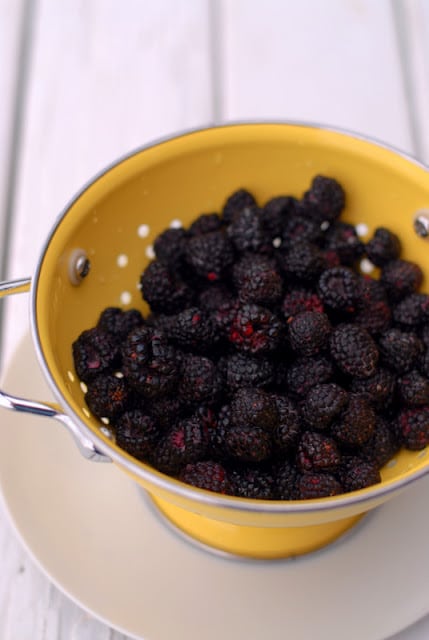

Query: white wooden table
0;1;429;638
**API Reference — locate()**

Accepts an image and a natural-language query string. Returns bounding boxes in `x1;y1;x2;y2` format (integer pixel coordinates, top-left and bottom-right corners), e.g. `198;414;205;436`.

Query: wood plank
3;0;213;368
0;0;27;274
393;0;429;164
219;0;414;153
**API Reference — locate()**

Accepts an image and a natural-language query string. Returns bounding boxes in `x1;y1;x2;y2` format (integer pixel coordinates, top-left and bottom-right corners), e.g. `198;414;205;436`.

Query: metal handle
0;278;111;463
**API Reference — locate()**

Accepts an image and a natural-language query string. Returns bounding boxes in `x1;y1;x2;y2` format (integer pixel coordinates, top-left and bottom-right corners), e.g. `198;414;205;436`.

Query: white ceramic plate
1;334;429;640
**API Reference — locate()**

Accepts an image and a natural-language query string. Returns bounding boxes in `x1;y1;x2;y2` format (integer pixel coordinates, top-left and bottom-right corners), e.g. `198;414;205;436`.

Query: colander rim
30;120;429;515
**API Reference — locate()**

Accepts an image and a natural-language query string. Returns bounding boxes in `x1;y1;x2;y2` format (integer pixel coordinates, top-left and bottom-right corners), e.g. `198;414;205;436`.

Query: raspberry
233;254;283;306
354;276;391;334
114;410;160;461
274;459;299;499
179;354;223;407
365;227;401;267
396;406;429;450
324;222;364;266
227;206;271;254
179;461;231;494
154;414;209;474
397;370;429;406
262;195;298;239
281;215;324;248
349;367;396;409
286;356;334;397
318;266;360;314
419;348;429;378
278;242;325;284
147;395;184;429
198;283;235;312
208;404;231;459
230;388;279;432
378;328;422;373
380;259;423;301
229;465;274;499
122;327;179;399
297;431;341;472
222;188;256;224
303;174;345;222
331;394;376;446
85;374;130;420
339;457;381;492
330;324;379;378
163;307;217;351
287;311;331;357
271;394;301;453
360;417;400;468
225;425;272;462
140;261;191;314
297;472;343;499
97;307;144;341
354;299;392;335
188;213;222;236
393;293;429;328
228;304;284;356
72;327;119;383
302;383;348;429
420;325;429;348
222;353;275;390
153;227;187;266
185;230;234;281
211;298;240;337
282;287;324;320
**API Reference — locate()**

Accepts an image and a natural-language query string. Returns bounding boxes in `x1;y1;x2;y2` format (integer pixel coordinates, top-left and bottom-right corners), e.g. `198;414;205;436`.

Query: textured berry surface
302;383;348;429
72;328;118;383
140;260;191;314
381;259;423;301
179;461;231;494
331;394;376;446
303;175;345;222
339;457;381;492
185;230;234;281
297;431;341;472
365;227;401;267
73;176;429;501
222;188;256;224
378;328;422;373
228;304;284;355
230;465;274;499
330;324;379;378
396;407;429;450
298;473;343;499
233;254;283;306
85;374;130;419
230;388;278;432
288;311;331;357
115;410;161;461
318;266;360;314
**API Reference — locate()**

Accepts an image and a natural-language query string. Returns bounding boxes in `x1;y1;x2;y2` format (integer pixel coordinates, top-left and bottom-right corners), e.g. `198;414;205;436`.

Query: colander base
149;494;365;559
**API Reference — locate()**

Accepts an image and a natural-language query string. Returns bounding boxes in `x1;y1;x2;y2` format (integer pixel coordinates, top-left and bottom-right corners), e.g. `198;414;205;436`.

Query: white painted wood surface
0;0;26;273
0;1;429;638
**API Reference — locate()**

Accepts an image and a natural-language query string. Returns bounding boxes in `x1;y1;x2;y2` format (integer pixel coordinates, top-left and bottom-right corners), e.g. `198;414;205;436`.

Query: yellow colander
1;123;429;559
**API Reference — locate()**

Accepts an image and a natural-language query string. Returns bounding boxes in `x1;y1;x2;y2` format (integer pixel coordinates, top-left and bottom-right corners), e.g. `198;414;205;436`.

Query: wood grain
3;0;213;368
218;0;414;153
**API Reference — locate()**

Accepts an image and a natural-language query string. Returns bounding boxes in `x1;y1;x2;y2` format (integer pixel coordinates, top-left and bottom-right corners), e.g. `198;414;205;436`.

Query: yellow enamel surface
151;494;364;559
33;124;429;557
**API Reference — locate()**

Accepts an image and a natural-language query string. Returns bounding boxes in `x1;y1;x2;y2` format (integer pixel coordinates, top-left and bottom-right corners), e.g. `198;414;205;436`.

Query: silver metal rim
29;120;429;516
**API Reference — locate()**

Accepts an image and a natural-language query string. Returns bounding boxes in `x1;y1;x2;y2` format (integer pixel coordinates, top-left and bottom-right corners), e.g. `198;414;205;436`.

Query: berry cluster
72;175;429;500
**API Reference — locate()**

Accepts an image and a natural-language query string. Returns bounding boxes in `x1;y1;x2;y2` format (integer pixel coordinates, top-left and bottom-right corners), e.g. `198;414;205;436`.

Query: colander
1;123;429;560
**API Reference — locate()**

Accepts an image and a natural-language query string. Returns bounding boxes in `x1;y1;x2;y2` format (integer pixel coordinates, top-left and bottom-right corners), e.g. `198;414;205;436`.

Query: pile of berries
72;175;429;500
